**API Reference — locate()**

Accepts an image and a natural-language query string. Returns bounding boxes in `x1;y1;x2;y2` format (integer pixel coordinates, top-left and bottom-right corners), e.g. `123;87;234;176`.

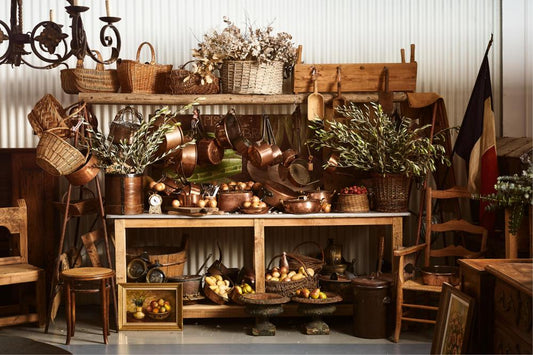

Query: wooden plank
497;137;532;157
293;63;417;93
79;93;407;105
253;219;265;293
182;303;353;318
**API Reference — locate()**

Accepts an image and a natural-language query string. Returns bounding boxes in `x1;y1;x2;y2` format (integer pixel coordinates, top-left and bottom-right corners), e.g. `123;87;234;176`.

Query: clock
148;193;163;214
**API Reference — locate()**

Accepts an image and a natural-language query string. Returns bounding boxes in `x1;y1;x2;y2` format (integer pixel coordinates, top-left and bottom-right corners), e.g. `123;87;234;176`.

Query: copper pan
197;138;224;165
281;148;298;167
261;181;298;208
214;110;241;149
66;154;100;186
270;144;283;165
177;143;197;178
248;141;274;167
232;136;251;158
282;196;322;214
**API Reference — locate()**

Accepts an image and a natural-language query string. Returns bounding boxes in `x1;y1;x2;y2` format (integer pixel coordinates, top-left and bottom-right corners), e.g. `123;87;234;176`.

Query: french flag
454;51;499;231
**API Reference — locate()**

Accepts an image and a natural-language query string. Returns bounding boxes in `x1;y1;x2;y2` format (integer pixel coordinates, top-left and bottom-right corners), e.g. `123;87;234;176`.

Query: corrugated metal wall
0;0;503;274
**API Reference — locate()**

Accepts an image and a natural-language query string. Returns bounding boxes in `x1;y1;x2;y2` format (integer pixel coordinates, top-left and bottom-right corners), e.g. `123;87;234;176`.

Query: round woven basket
36;128;85;176
220;60;283;94
286;241;324;274
265;254;319;297
372;173;411;212
336;194;370;212
167;61;220;94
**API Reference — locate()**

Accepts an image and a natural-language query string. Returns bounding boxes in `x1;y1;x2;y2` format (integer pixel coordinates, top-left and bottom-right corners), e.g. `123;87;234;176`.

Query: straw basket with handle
36;127;86;176
27;94;71;139
287;241;325;274
265;254;318;297
167;60;220;95
117;42;172;94
336;193;370;212
60;50;120;94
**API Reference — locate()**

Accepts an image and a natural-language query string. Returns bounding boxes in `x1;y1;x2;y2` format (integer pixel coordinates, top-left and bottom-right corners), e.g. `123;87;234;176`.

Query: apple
150;300;158;309
159;306;167;313
164;304;171;312
158;298;165;306
279;265;289;275
145;305;152;312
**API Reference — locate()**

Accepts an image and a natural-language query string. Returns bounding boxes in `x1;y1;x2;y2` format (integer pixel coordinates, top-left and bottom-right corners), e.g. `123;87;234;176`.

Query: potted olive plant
87;105;195;214
307;103;450;212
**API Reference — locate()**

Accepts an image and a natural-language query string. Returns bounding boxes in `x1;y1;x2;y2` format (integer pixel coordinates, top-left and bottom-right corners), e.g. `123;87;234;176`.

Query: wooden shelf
79;92;407;106
183;303;353;319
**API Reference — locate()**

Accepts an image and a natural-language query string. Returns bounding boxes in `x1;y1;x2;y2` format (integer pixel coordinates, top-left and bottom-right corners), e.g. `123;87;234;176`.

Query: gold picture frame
431;283;475;354
118;283;183;331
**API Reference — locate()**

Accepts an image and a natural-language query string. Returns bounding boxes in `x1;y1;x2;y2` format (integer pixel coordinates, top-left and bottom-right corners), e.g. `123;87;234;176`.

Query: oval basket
220;60;283;94
336;193;370;213
204;278;233;305
265;254;318;297
287;241;325;274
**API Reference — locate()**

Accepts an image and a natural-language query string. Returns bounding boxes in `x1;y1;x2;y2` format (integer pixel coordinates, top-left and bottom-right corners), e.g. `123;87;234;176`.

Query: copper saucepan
307;189;335;205
176;183;201;207
177;143;197;178
214;110;241;149
197;138;224;165
217;190;253;212
232;136;251;158
282;195;322;214
248;141;274;167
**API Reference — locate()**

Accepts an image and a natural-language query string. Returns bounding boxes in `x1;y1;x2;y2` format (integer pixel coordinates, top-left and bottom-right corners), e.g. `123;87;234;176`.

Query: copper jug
324;238;343;265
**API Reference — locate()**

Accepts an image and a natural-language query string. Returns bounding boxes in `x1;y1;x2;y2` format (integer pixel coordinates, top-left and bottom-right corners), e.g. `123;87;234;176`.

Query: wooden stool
61;267;115;345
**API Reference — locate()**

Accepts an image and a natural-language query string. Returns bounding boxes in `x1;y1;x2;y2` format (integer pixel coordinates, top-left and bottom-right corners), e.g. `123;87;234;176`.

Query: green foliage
87;104;196;175
307;103;450;181
478;155;533;234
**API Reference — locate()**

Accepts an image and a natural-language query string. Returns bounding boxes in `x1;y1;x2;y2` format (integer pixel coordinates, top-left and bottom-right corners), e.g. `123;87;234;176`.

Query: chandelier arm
0;21;13;63
85;22;121;65
28;21;72;66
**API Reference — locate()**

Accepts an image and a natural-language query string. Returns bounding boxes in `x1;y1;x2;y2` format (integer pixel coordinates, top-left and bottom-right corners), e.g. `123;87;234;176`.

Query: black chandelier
0;0;121;69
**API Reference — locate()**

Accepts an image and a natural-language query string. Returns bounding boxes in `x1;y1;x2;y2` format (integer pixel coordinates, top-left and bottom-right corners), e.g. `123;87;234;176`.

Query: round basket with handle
286;241;325;274
265;254;318;297
167;60;220;95
36;127;86;176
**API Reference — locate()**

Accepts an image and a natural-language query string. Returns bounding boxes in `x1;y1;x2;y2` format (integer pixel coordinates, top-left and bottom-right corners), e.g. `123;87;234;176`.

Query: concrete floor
0;305;433;354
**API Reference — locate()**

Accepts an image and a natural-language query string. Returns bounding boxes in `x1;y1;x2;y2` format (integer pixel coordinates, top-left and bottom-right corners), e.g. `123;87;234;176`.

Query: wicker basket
117;42;172;94
36;127;86;176
60;50;120;94
220;60;284;94
265;254;318;297
167;61;220;94
336;194;370;212
372;173;411;212
27;94;70;138
287;241;325;273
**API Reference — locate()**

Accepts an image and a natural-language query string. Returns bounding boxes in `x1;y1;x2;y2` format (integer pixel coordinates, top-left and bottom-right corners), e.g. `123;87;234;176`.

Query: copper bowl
261;182;298;208
420;265;459;286
217;190;253;212
307;190;334;205
282;196;322;214
66;154;100;186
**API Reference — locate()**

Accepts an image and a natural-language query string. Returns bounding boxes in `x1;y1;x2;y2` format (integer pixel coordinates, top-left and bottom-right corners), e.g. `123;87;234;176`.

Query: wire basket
220;60;283;94
36;127;86;176
167;61;220;94
336;194;370;212
372;173;411;212
60;50;120;94
117;42;172;94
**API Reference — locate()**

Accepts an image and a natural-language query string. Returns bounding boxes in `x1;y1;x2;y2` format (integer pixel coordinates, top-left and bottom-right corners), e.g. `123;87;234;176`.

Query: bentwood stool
61;267;115;344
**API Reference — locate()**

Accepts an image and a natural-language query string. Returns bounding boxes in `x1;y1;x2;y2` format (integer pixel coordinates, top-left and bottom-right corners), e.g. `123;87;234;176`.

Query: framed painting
118;283;183;331
431;282;475;354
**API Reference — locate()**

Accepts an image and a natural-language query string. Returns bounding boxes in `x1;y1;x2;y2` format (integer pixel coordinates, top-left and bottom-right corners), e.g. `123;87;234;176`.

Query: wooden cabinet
486;263;532;354
459;258;532;354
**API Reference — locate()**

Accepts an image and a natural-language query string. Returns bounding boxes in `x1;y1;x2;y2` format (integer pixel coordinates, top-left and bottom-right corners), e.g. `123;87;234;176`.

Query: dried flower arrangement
307;103;451;182
86;104;196;175
190;17;297;82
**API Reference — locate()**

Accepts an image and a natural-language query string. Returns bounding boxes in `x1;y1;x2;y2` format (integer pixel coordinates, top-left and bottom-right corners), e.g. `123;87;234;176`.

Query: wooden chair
0;199;46;327
393;186;488;343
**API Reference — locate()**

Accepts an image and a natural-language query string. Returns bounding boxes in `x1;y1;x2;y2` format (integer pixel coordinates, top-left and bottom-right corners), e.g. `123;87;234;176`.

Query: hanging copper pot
232;136;251;158
248;141;274;167
197;138;224;165
281;148;298;167
177;143;197;178
214;109;241;149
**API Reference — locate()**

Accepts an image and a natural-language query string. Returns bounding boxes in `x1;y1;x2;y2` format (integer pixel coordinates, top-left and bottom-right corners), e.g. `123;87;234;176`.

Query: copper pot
232;136;251;158
177;183;201;207
197;138;224;165
158;124;185;156
248;141;274;167
270;144;283;165
217;190;253;212
66;154;100;186
307;189;334;204
261;182;298;208
288;158;312;187
214;110;241;149
281;148;298;167
282;196;322;214
177;143;197;178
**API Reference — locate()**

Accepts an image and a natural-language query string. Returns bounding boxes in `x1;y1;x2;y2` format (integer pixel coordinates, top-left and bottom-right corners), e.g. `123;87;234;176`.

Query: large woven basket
287;241;324;273
117;42;172;94
36;127;86;176
220;60;284;94
60;50;120;94
372;173;411;212
27;94;70;138
265;254;319;297
336;194;370;212
167;60;220;95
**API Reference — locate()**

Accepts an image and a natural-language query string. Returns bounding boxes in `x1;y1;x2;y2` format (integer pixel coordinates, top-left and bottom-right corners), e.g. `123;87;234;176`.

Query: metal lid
351;276;390;289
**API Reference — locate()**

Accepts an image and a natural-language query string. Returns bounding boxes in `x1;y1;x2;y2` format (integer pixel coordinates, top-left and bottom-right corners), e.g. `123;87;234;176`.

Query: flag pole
484;33;494;58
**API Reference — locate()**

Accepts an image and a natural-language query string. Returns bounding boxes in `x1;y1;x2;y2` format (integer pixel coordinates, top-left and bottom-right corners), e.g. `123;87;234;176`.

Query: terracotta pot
217;190;253;212
105;173;143;215
282;195;322;214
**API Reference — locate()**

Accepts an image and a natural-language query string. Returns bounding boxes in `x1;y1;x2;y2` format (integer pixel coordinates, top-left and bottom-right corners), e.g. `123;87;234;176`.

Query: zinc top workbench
108;212;408;318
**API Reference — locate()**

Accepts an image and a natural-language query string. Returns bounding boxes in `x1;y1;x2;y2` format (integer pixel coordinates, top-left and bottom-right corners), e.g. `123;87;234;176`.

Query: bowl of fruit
204;274;233;305
291;288;342;304
145;298;172;320
336;185;370;212
240;195;269;214
230;282;255;305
